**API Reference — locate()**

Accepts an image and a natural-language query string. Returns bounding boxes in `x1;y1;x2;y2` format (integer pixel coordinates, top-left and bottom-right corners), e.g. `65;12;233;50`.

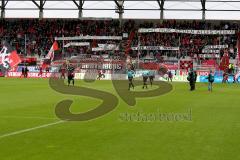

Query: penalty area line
0;120;65;139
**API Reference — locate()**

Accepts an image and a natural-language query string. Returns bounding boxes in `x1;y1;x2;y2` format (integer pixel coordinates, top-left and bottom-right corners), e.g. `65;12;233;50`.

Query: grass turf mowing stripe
0;115;58;120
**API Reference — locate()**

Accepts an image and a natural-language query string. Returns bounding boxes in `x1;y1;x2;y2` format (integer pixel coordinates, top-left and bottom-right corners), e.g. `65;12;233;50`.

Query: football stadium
1;0;240;159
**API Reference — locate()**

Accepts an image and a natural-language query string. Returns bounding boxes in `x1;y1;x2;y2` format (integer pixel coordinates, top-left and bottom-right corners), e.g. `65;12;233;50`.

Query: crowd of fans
0;19;129;57
0;19;239;62
135;20;238;60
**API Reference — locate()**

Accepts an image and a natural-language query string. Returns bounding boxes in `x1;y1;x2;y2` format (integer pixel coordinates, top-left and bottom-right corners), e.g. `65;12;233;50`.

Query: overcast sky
2;1;240;20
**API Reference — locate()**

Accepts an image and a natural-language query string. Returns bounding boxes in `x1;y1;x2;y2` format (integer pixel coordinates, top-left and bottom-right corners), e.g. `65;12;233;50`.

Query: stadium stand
0;19;239;72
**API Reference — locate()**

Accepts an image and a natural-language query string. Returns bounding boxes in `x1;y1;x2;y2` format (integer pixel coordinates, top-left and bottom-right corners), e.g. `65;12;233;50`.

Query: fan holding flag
45;41;59;61
0;40;21;73
41;41;59;70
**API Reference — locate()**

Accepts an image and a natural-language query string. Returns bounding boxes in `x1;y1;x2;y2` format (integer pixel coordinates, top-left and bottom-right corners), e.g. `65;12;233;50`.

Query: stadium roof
1;0;240;20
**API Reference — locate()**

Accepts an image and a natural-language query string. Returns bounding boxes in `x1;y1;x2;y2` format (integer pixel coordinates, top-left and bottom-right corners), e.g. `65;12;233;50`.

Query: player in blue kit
127;69;135;90
148;70;155;87
142;70;149;89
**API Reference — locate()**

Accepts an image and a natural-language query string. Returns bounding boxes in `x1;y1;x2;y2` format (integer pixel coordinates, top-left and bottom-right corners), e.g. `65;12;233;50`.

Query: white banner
64;42;90;47
92;44;119;51
203;45;228;49
202;49;220;53
131;46;179;51
138;28;235;35
202;45;228;53
55;36;122;41
198;54;220;58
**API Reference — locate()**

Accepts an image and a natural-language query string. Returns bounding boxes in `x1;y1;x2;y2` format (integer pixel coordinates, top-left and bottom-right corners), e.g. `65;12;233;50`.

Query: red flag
8;50;21;68
46;41;59;61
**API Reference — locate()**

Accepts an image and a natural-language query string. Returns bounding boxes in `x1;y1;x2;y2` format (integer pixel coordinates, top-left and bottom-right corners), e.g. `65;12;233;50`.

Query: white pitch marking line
0;120;65;139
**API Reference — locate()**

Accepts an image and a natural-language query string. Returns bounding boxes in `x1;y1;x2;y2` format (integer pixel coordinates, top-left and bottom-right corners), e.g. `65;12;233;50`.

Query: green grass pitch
0;78;240;160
